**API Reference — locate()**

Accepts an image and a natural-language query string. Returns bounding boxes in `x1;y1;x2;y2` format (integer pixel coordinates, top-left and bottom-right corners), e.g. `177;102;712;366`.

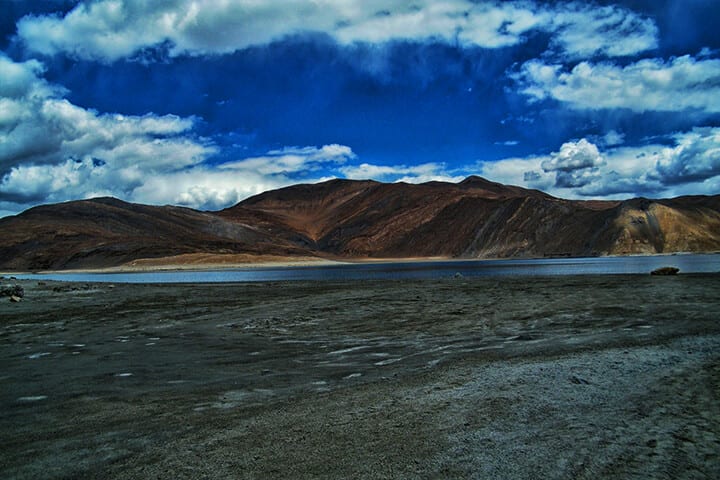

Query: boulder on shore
651;267;680;276
1;284;24;298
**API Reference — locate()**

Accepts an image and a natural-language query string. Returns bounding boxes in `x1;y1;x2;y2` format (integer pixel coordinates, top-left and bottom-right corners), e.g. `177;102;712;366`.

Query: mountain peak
459;175;550;198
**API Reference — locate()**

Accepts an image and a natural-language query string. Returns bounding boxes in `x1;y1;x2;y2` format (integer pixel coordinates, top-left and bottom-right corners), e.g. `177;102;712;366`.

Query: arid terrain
2;177;720;271
1;274;719;479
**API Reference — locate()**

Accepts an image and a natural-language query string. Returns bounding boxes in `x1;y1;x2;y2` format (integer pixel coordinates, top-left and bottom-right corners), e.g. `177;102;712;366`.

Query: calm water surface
11;254;720;284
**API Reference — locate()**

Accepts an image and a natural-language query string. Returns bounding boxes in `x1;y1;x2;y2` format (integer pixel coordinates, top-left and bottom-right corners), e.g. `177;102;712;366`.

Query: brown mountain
0;197;313;270
2;177;720;270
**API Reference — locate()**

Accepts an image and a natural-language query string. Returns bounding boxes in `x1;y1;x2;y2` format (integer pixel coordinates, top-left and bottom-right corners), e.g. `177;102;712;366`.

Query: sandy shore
1;275;719;478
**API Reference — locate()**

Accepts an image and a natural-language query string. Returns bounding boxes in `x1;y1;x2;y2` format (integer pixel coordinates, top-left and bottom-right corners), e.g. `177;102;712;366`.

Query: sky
1;0;719;217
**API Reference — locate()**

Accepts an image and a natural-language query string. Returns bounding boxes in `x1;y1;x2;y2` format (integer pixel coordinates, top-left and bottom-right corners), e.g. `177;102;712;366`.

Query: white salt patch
71;344;86;348
115;372;133;377
145;342;156;346
474;345;505;351
343;373;362;380
312;381;328;386
149;337;160;341
17;395;47;402
167;380;187;384
316;361;356;368
374;357;403;366
249;351;261;356
329;346;369;355
27;352;51;359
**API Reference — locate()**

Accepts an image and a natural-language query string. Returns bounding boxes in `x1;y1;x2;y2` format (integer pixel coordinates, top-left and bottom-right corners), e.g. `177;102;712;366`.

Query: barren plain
1;274;719;479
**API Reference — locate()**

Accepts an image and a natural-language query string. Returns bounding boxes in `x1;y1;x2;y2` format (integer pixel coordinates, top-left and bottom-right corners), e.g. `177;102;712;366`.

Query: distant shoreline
2;251;717;276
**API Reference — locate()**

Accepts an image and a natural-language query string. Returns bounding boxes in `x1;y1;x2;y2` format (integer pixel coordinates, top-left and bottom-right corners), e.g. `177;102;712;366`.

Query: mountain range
1;176;719;271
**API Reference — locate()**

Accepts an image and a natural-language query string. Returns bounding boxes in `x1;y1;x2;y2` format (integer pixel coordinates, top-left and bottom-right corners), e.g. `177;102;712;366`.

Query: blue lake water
11;254;720;284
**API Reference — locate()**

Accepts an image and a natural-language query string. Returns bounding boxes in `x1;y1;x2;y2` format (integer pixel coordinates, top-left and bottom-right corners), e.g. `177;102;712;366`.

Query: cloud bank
482;128;720;199
16;0;657;62
517;55;720;113
0;53;217;208
0;54;359;212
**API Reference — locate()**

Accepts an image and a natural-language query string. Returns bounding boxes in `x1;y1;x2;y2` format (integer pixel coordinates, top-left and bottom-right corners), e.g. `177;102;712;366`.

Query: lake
10;254;720;283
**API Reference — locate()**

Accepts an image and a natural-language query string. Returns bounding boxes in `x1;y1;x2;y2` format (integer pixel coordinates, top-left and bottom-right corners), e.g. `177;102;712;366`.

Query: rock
454;272;464;279
570;375;590;385
1;284;24;298
9;295;22;302
651;266;679;276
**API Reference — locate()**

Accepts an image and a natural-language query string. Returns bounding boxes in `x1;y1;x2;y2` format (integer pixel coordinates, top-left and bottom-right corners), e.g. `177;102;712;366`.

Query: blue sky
1;0;719;216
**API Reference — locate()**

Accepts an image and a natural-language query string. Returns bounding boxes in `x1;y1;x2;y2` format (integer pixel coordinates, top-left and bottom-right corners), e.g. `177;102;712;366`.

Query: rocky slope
1;177;719;270
220;177;720;258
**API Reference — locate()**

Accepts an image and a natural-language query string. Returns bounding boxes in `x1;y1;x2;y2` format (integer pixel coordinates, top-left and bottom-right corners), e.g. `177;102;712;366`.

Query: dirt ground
1;274;719;479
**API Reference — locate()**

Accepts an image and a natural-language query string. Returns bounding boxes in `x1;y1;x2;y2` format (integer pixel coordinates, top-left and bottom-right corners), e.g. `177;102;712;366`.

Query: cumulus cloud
0;52;357;216
16;0;656;62
656;127;720;185
516;55;720;113
0;53;219;212
541;139;604;173
132;167;296;211
480;129;720;199
537;139;604;188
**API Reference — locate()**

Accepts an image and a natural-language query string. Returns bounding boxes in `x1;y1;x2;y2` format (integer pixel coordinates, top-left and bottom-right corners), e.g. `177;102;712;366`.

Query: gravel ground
1;274;719;479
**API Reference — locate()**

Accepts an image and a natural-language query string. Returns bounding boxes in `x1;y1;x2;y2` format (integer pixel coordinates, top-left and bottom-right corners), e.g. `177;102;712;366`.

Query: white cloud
656;127;720;185
132;167;291;211
599;130;625;147
479;156;551;191
538;139;605;189
0;53;217;211
517;55;720;113
549;3;657;59
16;1;657;62
0;55;366;215
541;139;604;173
220;144;355;175
341;161;464;184
480;129;720;199
133;145;358;210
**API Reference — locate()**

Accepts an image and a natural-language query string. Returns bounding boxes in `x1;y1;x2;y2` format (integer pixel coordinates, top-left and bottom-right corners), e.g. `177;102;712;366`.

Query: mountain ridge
1;177;719;270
